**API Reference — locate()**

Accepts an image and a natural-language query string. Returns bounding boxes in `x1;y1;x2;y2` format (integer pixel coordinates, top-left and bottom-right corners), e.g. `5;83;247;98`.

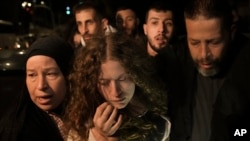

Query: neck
127;95;148;117
147;44;158;57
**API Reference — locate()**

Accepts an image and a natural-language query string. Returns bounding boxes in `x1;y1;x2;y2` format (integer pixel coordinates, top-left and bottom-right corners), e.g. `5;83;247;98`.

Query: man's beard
194;58;220;77
148;40;166;53
197;65;219;77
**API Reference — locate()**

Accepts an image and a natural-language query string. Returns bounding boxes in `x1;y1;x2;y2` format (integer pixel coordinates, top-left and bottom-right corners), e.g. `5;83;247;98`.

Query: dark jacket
169;33;250;141
153;36;186;98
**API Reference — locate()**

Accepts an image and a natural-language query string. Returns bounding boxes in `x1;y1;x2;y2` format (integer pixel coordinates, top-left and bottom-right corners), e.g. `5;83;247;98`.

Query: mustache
199;58;213;64
155;34;168;39
195;57;222;68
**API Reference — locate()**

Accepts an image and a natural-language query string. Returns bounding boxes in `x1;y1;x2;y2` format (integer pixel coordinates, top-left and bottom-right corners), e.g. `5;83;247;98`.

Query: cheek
89;24;97;33
53;79;67;97
98;85;108;98
148;27;155;34
26;80;35;97
146;29;155;40
27;85;38;105
189;49;197;57
188;47;199;60
128;21;136;28
167;26;174;34
78;26;84;34
212;47;225;59
188;45;194;53
122;82;135;96
52;81;67;106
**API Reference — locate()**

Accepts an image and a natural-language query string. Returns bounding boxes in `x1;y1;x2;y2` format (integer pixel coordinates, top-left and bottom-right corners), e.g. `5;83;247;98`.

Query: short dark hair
116;3;136;14
184;0;233;30
144;0;176;23
73;0;106;20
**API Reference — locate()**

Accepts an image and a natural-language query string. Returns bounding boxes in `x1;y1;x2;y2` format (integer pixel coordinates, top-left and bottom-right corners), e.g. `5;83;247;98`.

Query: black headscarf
0;35;74;141
26;35;74;76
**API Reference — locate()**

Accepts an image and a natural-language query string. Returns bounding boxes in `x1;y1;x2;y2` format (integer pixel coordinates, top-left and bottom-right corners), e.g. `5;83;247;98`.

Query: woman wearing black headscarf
0;35;74;141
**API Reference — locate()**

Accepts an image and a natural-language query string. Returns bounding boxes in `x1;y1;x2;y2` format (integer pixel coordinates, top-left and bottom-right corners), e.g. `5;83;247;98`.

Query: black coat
0;87;63;141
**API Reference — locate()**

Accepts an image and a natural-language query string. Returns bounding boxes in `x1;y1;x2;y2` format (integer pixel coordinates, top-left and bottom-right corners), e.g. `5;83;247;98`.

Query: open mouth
155;36;167;44
83;35;92;40
38;95;53;104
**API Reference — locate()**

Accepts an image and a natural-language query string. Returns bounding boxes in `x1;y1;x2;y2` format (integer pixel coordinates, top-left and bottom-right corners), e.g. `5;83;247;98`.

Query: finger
113;114;123;129
94;102;109;118
96;106;117;135
101;104;114;121
109;114;123;135
105;107;118;126
94;103;114;129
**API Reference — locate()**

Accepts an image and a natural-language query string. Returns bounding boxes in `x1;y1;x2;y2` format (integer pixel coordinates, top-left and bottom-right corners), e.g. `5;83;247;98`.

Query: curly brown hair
64;32;168;140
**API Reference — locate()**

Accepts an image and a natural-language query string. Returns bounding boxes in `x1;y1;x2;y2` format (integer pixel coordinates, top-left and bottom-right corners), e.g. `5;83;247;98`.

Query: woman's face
98;60;135;109
26;55;67;111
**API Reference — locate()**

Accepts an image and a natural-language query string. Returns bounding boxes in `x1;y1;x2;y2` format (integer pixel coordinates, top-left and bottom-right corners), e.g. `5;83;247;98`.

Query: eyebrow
99;73;126;80
148;17;159;20
125;16;135;19
148;17;173;21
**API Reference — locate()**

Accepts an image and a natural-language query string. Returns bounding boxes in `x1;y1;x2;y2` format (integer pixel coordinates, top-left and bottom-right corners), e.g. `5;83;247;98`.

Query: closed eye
46;72;59;79
86;20;94;25
210;39;222;45
99;79;110;86
118;76;127;81
27;73;36;78
190;41;200;46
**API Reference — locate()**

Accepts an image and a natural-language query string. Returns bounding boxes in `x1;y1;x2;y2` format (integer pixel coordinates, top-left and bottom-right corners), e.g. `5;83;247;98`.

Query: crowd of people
0;0;250;141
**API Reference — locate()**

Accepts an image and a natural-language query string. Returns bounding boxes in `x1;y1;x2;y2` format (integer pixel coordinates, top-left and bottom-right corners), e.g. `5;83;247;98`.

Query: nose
78;24;88;35
109;81;122;97
158;22;166;33
37;75;48;90
200;43;211;59
122;21;127;28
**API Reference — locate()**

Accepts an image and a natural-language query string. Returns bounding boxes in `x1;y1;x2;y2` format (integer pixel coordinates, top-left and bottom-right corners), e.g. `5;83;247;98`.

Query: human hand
93;102;123;137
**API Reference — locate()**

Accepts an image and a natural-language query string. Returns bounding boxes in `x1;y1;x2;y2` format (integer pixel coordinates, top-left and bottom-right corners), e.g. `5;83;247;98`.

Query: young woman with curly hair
64;32;170;141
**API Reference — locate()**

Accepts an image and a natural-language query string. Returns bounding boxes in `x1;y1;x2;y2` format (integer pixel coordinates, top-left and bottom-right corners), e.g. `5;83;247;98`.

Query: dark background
1;0;249;24
0;0;185;27
1;0;249;37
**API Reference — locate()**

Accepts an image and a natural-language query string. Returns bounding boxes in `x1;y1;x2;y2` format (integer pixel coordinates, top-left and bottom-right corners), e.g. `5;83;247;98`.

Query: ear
230;23;237;39
143;23;147;35
101;18;109;30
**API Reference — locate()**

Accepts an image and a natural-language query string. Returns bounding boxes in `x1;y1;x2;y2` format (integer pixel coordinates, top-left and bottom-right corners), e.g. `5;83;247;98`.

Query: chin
114;103;127;109
198;67;218;77
38;105;53;112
